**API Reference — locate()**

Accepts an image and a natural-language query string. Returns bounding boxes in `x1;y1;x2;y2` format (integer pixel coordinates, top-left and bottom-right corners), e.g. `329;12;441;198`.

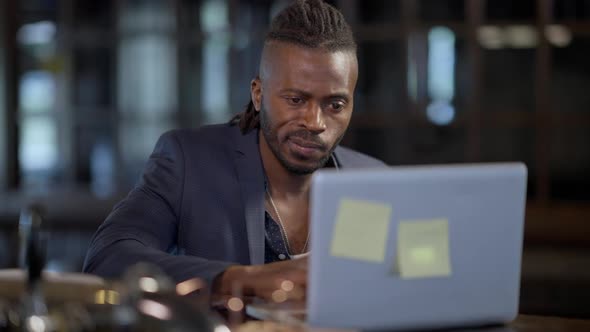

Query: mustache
287;130;328;151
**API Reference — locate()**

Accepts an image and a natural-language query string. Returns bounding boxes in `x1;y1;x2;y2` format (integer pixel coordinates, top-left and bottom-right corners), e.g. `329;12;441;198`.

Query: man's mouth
287;136;326;158
288;136;325;150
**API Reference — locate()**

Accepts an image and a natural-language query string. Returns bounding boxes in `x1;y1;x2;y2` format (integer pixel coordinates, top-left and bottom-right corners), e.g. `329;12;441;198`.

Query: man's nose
302;103;327;133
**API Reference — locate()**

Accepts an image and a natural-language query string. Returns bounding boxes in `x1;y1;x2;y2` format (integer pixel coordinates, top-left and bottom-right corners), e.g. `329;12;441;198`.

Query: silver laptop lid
308;163;527;330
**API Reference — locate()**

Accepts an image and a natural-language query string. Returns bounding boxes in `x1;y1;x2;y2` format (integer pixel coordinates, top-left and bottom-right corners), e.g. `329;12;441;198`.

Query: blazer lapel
232;128;266;265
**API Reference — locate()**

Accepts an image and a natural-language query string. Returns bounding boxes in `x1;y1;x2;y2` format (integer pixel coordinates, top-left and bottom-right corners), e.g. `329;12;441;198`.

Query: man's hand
214;256;308;301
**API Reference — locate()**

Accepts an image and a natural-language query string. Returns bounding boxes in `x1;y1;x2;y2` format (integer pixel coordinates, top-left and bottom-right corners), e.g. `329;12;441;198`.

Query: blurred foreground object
0;206;227;331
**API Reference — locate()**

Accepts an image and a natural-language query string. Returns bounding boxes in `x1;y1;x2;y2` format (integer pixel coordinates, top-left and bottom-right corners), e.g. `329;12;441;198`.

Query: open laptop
248;163;527;331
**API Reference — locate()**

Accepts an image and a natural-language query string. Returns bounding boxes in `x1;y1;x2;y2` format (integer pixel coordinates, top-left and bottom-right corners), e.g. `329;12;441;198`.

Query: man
83;0;385;300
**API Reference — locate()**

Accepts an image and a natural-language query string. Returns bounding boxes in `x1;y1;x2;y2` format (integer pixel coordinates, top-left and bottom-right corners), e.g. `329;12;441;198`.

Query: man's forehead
259;41;357;80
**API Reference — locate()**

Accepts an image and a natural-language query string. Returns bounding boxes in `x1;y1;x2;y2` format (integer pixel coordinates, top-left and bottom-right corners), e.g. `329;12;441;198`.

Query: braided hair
230;0;356;134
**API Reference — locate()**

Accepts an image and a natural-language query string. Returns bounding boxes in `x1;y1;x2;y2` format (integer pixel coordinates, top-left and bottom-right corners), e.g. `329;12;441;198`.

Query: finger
285;270;307;285
294;257;309;270
267;285;305;302
260;277;306;302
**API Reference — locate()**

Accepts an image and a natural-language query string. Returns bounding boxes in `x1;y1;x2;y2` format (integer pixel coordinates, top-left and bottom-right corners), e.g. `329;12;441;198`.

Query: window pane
118;35;178;116
201;35;230;123
19;117;58;181
426;27;459;126
17;7;61;189
117;0;177;117
19;70;56;114
200;0;230;124
116;0;178;185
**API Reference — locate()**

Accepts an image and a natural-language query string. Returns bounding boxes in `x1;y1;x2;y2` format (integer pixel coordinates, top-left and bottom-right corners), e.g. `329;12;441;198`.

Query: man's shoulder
166;123;237;141
161;123;241;150
334;146;387;168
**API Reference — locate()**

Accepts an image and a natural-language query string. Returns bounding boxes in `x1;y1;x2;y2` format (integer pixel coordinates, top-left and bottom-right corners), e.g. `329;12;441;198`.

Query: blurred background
0;0;588;319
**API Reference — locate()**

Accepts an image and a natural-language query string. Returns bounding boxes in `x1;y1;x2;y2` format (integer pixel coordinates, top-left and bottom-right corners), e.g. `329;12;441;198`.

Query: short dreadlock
230;0;356;134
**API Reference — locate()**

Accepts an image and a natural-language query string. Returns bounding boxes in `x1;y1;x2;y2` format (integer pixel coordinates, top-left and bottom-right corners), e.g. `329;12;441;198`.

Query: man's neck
259;131;312;199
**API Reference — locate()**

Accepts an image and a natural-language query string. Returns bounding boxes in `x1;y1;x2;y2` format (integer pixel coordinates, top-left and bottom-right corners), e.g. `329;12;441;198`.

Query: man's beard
260;104;342;175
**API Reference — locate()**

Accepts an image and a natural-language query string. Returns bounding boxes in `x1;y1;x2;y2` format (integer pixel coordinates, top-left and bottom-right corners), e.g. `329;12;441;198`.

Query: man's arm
84;130;310;299
83;131;233;286
213;257;308;300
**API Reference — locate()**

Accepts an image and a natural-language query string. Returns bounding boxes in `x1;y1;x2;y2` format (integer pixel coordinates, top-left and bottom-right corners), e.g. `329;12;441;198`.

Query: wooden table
233;315;590;332
510;315;590;332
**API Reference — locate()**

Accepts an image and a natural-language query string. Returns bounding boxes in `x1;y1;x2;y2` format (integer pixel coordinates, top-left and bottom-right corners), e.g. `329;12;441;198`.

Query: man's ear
250;77;262;112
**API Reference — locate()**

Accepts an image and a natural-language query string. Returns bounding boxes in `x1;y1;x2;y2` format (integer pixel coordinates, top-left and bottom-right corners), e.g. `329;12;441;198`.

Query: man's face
252;43;358;175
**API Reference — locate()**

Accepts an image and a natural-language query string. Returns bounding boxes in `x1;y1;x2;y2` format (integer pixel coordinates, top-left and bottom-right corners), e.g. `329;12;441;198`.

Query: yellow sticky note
397;218;451;278
330;198;392;263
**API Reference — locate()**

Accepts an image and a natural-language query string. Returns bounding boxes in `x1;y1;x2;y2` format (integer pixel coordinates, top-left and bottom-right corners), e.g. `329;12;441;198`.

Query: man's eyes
283;96;347;111
330;101;345;111
287;97;303;105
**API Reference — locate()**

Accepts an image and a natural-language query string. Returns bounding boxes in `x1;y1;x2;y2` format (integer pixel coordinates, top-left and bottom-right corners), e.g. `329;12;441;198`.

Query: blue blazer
83;124;386;286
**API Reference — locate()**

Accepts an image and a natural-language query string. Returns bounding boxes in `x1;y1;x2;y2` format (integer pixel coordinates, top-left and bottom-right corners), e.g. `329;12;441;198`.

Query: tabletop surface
233;315;590;332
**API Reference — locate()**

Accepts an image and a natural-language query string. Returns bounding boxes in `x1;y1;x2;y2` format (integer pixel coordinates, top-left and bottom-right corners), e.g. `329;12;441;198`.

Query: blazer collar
230;125;344;264
232;127;266;265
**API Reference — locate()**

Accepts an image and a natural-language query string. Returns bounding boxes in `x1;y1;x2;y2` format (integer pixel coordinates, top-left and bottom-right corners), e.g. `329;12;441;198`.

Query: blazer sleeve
83;131;234;286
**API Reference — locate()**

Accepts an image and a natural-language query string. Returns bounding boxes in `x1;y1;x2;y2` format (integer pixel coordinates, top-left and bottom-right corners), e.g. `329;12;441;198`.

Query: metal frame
0;0;6;191
0;0;19;190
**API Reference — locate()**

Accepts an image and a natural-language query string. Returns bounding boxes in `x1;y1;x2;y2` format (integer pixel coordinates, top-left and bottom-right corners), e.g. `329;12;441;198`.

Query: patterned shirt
264;211;291;263
263;155;339;263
